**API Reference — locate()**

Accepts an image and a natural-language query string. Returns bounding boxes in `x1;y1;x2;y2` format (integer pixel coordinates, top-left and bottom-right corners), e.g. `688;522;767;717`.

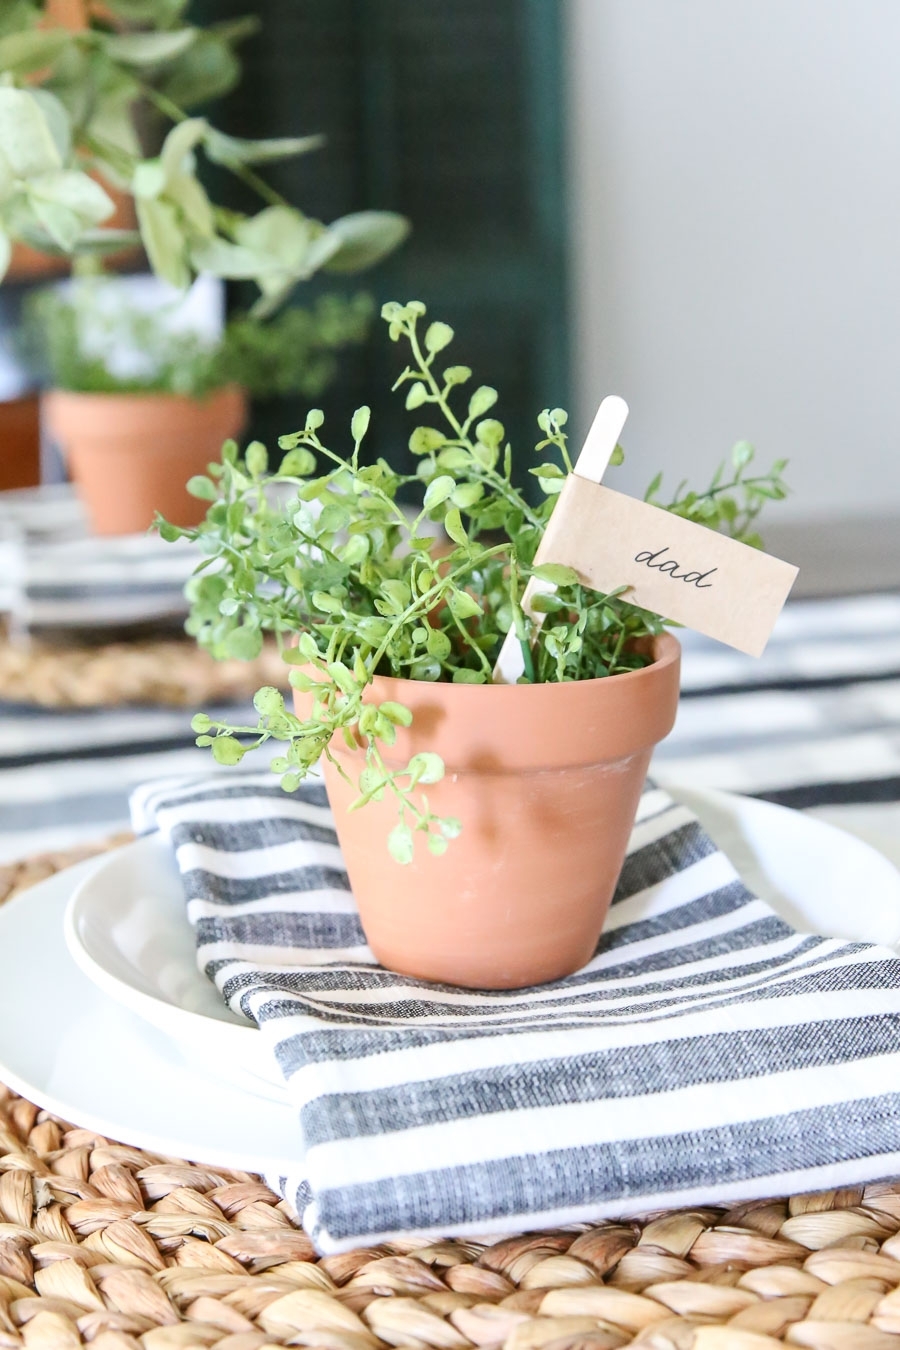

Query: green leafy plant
23;279;374;399
161;300;789;862
0;1;407;310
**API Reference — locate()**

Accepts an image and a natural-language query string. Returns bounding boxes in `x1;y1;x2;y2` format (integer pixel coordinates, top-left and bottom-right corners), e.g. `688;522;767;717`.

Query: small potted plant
1;1;408;529
27;278;375;534
161;301;788;991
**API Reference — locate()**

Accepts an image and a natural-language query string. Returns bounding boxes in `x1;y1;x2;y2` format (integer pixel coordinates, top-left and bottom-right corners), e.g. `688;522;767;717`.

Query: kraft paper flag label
537;476;799;658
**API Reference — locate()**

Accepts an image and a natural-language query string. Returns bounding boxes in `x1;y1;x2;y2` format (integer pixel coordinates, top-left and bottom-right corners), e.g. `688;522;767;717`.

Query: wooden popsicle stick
491;396;629;685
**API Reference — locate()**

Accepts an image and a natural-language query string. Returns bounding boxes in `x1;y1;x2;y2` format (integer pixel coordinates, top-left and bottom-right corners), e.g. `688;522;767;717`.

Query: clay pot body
299;633;681;989
42;386;246;535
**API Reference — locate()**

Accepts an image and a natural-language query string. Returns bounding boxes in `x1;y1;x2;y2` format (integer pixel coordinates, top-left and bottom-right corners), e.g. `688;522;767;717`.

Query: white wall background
566;0;900;521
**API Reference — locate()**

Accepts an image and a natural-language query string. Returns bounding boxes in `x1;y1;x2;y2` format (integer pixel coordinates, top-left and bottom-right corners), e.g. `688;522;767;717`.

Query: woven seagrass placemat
3;849;900;1349
0;634;286;709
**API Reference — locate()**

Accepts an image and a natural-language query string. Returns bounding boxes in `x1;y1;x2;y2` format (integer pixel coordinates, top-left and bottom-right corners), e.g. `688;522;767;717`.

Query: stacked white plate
0;785;898;1172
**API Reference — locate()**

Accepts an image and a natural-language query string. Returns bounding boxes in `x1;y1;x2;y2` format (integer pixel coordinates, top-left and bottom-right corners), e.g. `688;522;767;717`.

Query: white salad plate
0;785;898;1173
63;835;288;1103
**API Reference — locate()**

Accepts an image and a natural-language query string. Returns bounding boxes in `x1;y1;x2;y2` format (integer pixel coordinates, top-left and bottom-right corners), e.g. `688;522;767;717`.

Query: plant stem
142;85;289;210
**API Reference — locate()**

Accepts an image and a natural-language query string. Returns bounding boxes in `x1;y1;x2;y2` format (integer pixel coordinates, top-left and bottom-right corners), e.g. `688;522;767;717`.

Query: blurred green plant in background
0;1;408;311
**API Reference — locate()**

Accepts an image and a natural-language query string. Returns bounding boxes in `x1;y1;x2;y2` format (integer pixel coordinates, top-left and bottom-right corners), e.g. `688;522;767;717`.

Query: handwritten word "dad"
634;547;717;589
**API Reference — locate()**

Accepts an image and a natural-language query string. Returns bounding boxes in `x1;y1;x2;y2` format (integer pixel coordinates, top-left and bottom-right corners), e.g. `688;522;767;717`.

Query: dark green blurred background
198;0;570;486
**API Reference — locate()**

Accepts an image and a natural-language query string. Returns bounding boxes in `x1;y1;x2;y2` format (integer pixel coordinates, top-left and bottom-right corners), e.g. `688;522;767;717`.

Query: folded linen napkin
0;486;197;631
131;769;900;1254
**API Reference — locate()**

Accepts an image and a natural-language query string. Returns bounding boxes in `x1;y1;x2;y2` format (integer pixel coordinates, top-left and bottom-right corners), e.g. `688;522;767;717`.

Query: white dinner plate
63;833;287;1101
1;786;899;1172
0;854;299;1170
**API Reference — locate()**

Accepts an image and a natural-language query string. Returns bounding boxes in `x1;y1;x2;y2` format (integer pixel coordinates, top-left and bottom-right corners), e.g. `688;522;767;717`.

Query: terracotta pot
42;386;246;535
297;633;681;989
10;2;143;283
0;396;41;491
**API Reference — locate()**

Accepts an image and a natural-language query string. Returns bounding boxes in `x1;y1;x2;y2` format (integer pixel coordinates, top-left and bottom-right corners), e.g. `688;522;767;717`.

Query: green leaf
410;658;441;681
155;518;183;543
0;28;69;76
644;471;663;501
447;591;481;621
190;236;280;280
451;482;483;510
327;661;358;696
355;617;391;645
312;590;344;615
351;405;370;443
535;476;564;496
408;751;444;785
732;440;755;469
338;533;369;566
186;475;217;501
279;447;316;477
321;210;410;273
443;365;471;386
379;701;413;727
0;88;62;178
210;735;245;765
387;822;414;865
427;834;449;856
443;507;468;546
104;28;198;66
423;475;455;510
253;686;285;717
191;713;212;733
425;627;451;660
160;32;240;108
379;579;411;613
475;417;505;447
204;126;324;167
468;386;498;419
408;426;446;455
405;382;428;411
136;196;189;289
424;321;454;354
245;441;268;476
225;626;263;660
28;90;70;163
452;668;485;684
158;118;208;182
27;171;114;231
532;563;581;586
436;447;471;473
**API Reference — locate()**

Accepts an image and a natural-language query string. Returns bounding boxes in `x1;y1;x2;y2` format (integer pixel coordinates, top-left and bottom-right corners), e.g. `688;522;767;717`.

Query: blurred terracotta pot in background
0;396;41;491
42;385;246;536
297;632;681;990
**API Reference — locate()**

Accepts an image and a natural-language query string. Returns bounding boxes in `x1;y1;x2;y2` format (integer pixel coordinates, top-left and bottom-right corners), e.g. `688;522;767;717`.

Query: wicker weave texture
4;857;900;1347
0;637;285;709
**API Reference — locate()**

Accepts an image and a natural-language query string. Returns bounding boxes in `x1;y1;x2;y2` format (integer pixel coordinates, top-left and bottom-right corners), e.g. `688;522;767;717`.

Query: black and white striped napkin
131;767;900;1255
0;485;197;631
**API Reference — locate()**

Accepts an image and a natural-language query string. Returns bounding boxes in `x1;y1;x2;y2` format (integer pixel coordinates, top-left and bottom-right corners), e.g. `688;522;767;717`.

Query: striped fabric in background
3;591;899;866
0;485;198;632
130;769;900;1253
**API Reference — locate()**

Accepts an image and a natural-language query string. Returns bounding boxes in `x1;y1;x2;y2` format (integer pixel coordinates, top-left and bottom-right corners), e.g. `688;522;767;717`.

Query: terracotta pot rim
311;632;682;772
41;383;245;409
365;630;680;697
